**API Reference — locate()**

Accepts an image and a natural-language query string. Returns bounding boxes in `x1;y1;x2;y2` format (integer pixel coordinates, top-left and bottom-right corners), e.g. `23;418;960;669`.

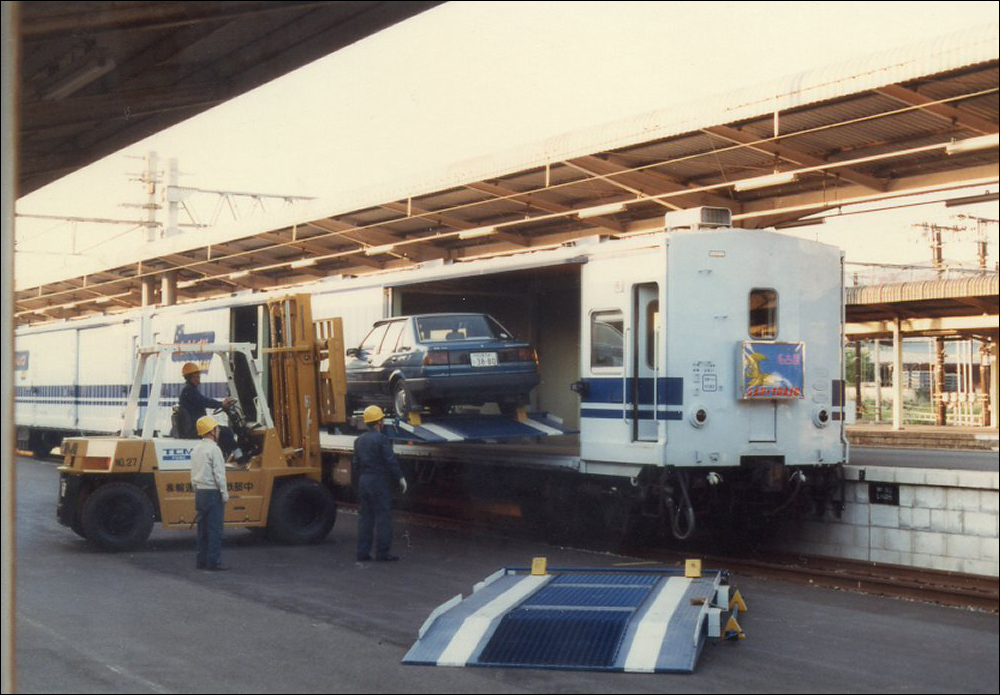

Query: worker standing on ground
191;415;230;571
355;405;407;562
179;362;239;458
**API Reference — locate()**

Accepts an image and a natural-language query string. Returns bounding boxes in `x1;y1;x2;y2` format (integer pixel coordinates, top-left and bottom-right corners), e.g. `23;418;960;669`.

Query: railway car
15;207;847;540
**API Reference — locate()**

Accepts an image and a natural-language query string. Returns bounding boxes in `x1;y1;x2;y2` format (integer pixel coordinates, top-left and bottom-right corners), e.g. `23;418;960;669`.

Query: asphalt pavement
14;456;1000;694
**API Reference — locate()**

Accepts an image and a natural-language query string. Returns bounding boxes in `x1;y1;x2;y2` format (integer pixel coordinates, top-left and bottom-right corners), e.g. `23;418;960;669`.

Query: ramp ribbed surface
478;609;631;668
403;567;726;673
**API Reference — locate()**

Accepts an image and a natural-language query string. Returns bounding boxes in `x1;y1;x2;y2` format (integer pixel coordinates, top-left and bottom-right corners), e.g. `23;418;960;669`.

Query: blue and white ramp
383;412;576;443
403;567;731;673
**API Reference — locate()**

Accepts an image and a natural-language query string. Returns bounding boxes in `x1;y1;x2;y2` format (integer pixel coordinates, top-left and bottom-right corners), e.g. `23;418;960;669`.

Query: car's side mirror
346;347;360;358
396;346;411;352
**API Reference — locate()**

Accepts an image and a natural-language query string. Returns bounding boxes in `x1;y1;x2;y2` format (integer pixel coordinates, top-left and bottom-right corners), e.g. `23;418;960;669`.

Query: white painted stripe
418;422;466;442
519;418;563;436
623;577;691;673
436;575;549;667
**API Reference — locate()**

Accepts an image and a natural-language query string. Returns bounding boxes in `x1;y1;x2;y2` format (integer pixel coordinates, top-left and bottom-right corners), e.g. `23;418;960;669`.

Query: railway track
345;498;1000;613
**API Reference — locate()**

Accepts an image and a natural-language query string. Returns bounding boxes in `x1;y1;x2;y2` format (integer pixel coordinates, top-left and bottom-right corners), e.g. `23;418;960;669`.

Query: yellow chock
684;558;702;578
729;590;747;612
516;405;528;421
408;411;422;426
724;614;746;640
531;557;548;576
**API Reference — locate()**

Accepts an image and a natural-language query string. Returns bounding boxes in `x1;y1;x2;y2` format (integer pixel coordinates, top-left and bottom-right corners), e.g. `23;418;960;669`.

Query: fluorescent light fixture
290;258;317;268
945;133;999;155
944;192;999;207
95;296;112;304
577;202;626;219
775;218;826;229
365;243;396;256
43;58;117;100
734;171;797;191
177;279;200;288
229;270;250;279
458;226;495;240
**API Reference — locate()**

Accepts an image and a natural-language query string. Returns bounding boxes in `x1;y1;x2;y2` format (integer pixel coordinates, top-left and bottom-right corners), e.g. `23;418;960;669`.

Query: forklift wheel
81;482;155;551
267;479;337;545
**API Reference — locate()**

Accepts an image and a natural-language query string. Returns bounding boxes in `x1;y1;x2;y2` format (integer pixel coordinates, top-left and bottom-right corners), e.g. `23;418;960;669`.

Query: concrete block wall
769;465;999;577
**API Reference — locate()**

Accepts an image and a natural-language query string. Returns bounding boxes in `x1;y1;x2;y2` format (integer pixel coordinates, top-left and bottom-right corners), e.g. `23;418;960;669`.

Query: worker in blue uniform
354;405;407;562
179;362;239;458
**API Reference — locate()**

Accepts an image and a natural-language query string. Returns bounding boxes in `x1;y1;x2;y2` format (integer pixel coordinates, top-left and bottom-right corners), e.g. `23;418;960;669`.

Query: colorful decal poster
741;341;804;399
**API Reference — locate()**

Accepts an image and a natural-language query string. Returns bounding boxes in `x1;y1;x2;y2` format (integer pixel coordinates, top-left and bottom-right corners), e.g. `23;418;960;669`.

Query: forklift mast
265;294;348;469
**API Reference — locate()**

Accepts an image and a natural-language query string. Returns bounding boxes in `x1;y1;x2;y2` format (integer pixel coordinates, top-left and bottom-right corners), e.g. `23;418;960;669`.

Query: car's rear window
416;315;511;342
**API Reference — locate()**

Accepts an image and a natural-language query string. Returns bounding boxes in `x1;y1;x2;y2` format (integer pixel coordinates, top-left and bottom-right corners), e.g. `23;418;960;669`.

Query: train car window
749;289;778;338
591;310;624;368
646;300;660;369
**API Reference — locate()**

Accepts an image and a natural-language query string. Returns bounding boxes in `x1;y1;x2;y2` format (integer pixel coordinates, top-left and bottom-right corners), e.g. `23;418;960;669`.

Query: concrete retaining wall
770;465;999;577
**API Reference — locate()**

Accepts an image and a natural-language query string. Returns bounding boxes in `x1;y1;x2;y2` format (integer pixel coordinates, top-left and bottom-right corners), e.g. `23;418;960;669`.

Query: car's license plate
470;352;498;367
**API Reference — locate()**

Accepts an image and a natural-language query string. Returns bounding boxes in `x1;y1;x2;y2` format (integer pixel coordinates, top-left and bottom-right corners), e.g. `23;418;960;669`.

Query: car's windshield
415;315;510;342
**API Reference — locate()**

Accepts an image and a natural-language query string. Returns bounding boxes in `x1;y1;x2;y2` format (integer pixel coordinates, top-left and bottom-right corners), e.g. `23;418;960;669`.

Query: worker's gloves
399;477;408;495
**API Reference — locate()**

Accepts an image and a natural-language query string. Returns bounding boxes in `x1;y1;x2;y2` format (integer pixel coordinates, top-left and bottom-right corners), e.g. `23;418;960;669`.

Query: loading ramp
382;411;576;443
404;563;744;673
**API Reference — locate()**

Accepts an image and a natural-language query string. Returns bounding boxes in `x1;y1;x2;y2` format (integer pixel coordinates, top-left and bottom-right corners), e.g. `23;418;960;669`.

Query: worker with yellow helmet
191;415;230;571
180;362;240;459
354;405;407;562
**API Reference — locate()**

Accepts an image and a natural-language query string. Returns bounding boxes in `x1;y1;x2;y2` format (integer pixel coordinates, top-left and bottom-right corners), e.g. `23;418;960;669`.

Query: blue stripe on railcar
580;377;682;405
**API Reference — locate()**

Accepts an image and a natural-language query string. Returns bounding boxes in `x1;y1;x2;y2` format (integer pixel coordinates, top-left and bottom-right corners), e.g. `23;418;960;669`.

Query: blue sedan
346;313;540;418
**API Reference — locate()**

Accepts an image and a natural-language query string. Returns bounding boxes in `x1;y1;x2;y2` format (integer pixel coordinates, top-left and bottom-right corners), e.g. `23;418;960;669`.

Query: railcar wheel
267;478;337;545
80;483;154;551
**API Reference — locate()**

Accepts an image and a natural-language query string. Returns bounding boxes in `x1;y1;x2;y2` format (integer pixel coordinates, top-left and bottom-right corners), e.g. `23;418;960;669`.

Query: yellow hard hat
196;415;219;437
363;405;385;424
182;362;202;378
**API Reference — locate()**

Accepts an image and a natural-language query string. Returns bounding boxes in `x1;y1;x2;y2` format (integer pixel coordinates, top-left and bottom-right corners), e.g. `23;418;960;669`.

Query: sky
14;1;1000;287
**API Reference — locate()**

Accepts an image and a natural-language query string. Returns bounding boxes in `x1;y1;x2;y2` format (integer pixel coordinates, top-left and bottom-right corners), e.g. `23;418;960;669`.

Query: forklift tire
81;483;155;551
267;478;337;545
70;515;88;539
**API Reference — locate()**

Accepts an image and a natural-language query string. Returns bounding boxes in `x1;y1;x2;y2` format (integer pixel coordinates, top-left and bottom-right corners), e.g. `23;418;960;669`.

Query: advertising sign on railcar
740;341;805;399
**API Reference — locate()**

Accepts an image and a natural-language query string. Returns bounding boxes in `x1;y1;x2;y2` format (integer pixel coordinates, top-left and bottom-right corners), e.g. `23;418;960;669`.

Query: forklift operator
180;362;239;458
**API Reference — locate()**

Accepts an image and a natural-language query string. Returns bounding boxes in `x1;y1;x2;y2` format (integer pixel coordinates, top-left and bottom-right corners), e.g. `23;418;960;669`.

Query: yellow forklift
57;294;348;551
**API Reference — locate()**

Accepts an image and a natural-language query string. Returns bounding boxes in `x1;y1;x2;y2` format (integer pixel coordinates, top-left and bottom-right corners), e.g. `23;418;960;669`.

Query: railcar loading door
633;283;660;441
580;245;665;468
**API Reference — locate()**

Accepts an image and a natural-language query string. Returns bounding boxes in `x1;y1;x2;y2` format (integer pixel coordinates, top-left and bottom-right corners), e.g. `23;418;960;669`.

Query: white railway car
16;208;847;539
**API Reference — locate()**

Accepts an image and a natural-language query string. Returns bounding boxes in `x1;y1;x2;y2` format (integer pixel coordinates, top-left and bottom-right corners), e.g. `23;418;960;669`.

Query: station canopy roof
14;22;999;325
16;1;441;196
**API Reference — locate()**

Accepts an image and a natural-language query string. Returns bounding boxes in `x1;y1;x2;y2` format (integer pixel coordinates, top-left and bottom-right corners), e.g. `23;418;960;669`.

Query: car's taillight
424;351;449;365
518;347;538;365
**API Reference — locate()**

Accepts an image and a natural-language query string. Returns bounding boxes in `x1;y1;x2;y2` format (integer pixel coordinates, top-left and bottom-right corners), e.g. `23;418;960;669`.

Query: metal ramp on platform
404;564;742;673
383;412;576;443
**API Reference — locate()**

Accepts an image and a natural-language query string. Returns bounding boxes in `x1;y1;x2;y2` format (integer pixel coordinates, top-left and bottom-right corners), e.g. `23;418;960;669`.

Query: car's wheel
391;379;414;420
80;483;155;551
267;478;337;545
